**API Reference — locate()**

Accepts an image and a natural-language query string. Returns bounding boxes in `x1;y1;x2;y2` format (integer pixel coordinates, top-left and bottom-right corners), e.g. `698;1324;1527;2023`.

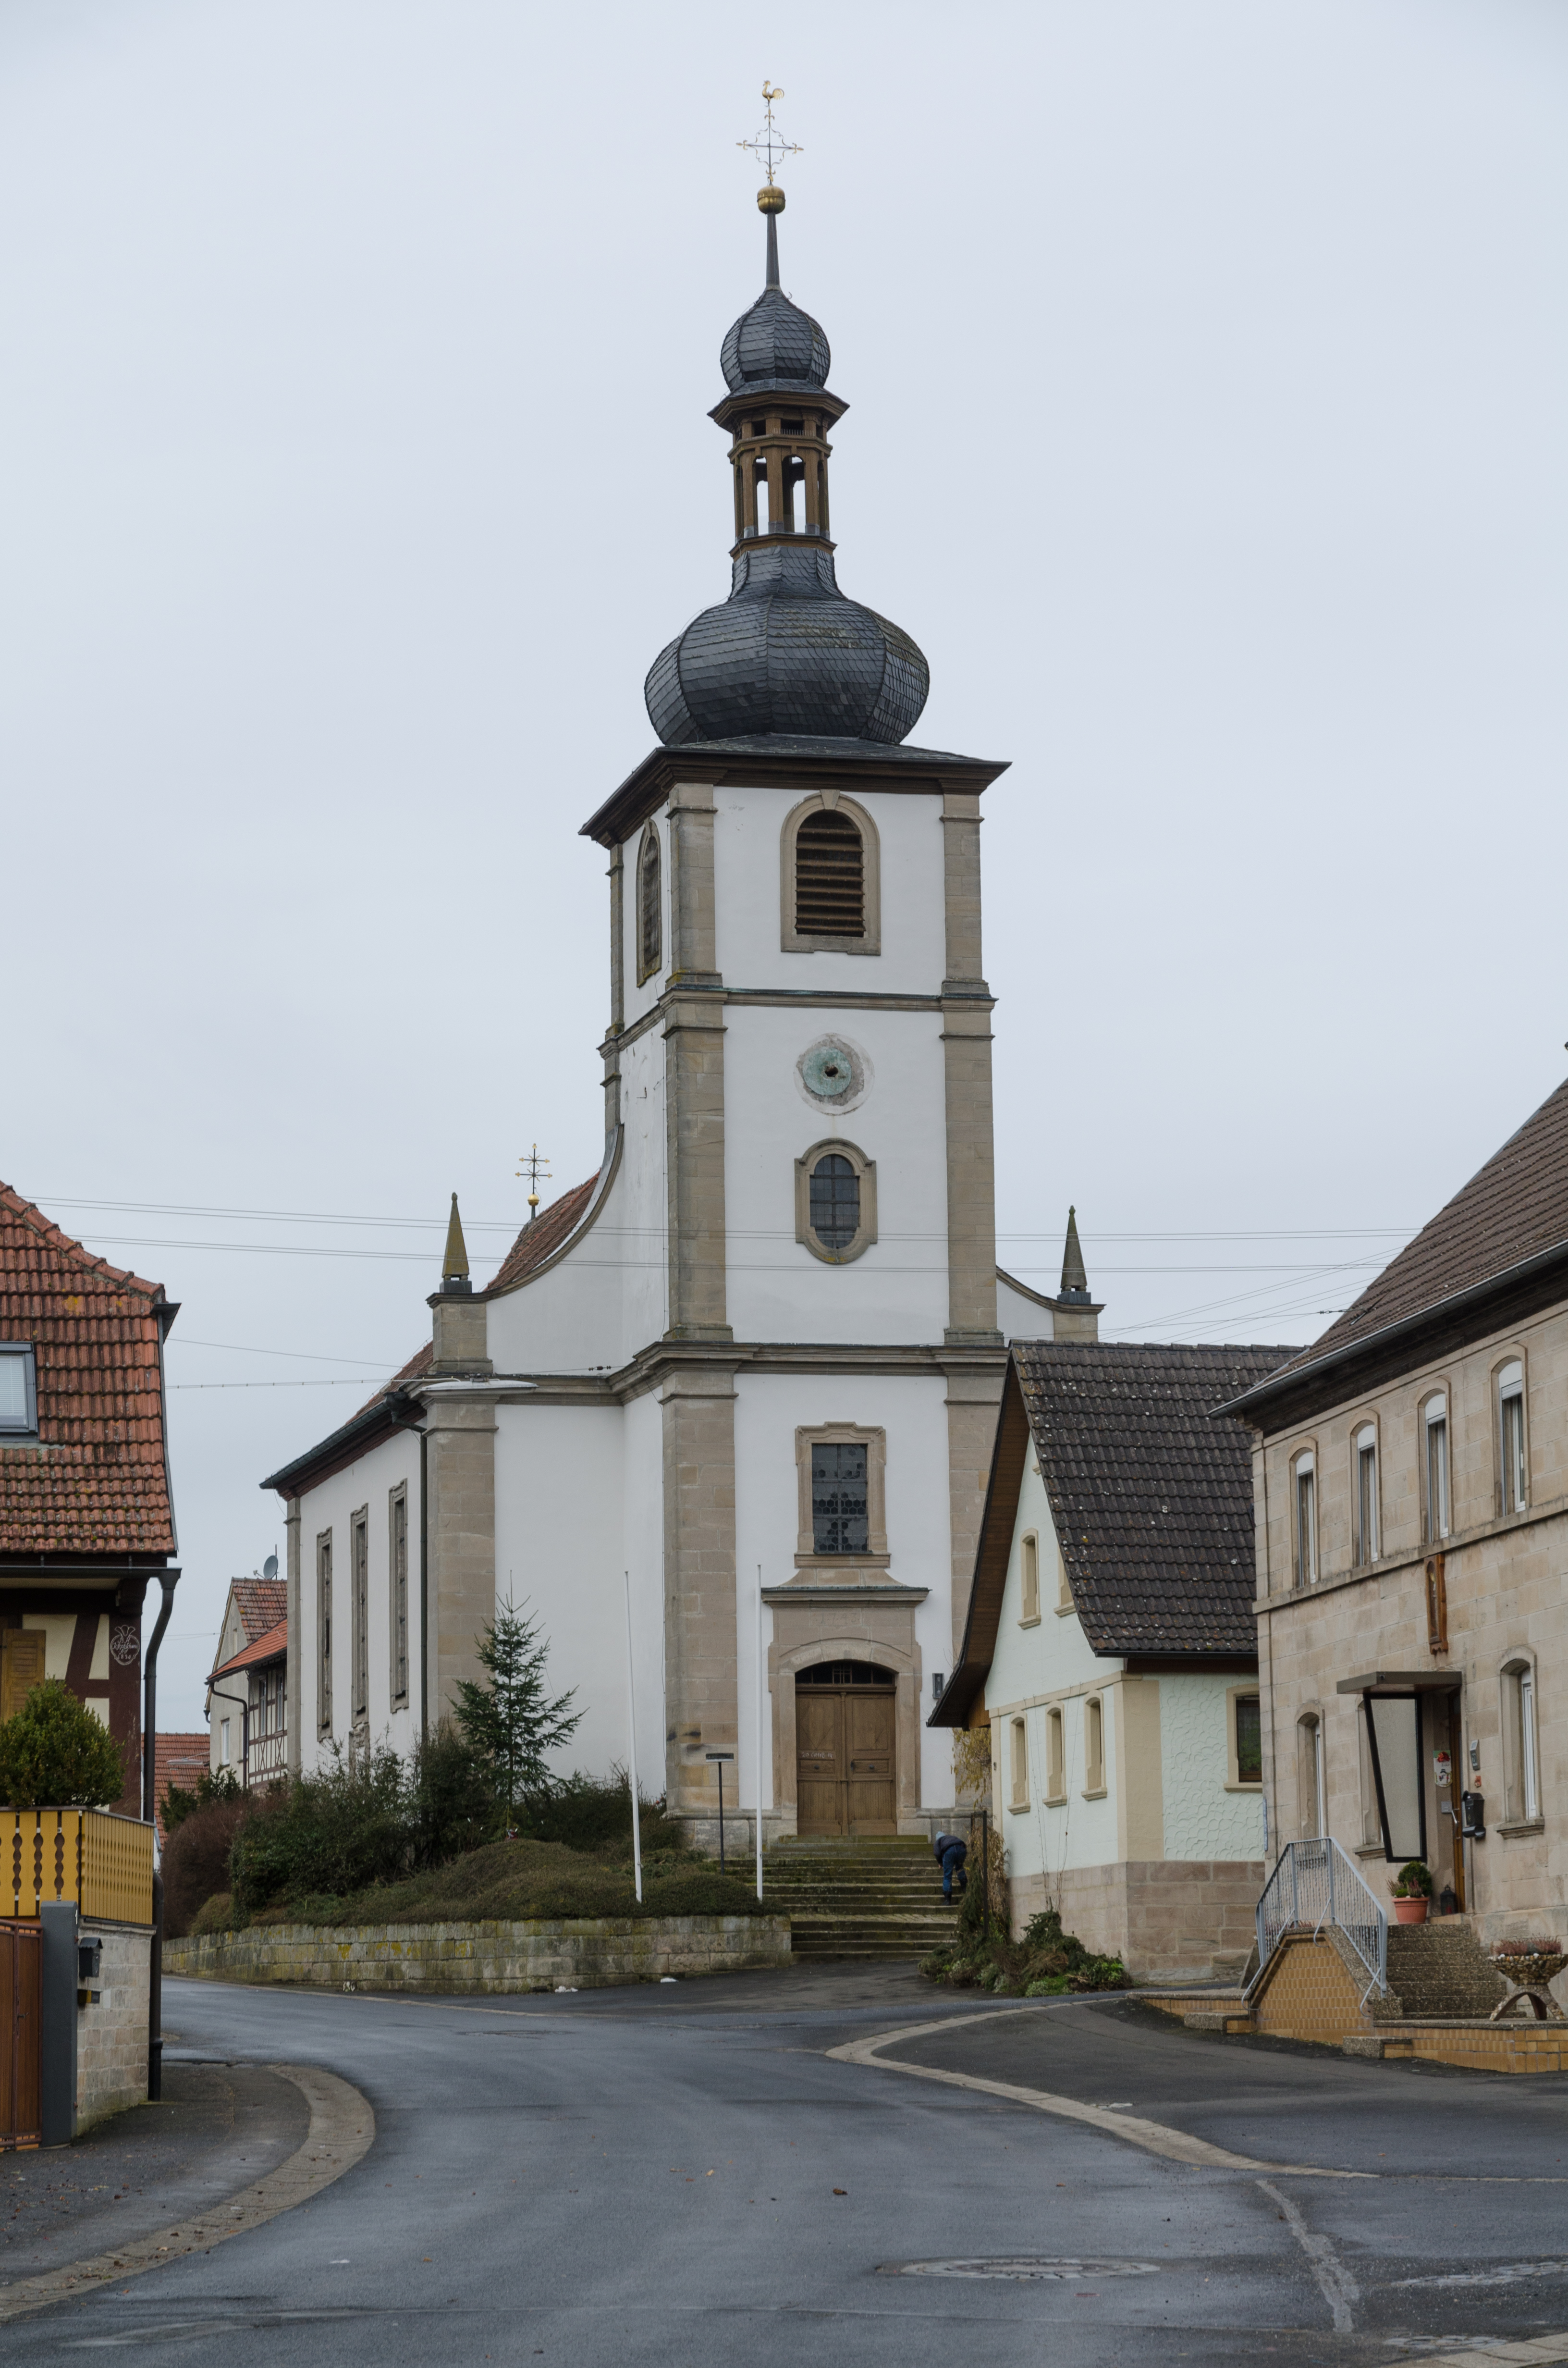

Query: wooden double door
0;1923;41;2152
796;1665;897;1837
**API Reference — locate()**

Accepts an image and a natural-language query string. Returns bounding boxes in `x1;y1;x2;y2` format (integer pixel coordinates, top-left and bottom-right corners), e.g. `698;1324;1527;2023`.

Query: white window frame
0;1344;37;1436
1422;1392;1450;1543
1498;1359;1528;1515
1354;1423;1379;1566
1293;1451;1317;1587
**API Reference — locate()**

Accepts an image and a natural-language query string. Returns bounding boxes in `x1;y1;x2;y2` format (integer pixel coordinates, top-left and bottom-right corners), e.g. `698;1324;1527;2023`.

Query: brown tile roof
211;1616;287;1680
0;1183;175;1558
1262;1075;1568;1391
350;1338;433;1421
483;1178;598;1298
1016;1343;1299;1657
150;1731;210;1842
229;1576;288;1642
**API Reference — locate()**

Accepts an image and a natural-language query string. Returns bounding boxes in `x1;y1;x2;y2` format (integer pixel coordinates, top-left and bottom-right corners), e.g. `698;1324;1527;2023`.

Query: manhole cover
882;2258;1158;2281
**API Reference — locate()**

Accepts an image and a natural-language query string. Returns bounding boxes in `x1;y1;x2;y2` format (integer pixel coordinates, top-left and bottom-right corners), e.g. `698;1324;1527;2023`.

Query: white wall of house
294;1426;420;1772
1161;1671;1264;1860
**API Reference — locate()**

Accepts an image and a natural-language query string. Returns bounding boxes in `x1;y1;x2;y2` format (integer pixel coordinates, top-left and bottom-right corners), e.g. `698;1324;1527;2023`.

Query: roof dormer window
0;1345;37;1436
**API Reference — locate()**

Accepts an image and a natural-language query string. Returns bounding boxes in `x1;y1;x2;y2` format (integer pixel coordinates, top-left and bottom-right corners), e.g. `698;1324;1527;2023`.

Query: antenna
515;1144;552;1222
263;1553;279;1581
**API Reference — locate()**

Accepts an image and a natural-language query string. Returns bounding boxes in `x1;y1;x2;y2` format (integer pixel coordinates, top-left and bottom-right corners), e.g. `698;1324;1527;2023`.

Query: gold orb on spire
758;185;785;215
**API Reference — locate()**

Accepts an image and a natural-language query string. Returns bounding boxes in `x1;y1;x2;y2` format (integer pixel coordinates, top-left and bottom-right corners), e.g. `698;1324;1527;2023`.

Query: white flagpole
755;1565;765;1903
624;1568;642;1904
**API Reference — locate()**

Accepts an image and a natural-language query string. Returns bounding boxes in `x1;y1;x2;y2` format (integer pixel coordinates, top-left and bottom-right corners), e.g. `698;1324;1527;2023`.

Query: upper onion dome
720;285;830;394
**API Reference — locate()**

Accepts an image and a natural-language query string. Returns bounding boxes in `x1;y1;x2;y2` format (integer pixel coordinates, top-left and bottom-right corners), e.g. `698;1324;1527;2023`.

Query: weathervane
738;82;801;196
515;1143;552;1222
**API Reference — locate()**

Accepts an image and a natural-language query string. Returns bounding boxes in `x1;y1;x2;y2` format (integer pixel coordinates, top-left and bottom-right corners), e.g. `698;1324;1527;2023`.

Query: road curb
0;2064;374;2325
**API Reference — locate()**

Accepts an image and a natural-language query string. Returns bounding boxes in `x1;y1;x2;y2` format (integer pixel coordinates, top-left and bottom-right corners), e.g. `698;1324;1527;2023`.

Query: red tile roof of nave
211;1616;288;1680
350;1337;434;1421
151;1731;210;1842
0;1183;175;1557
483;1177;598;1298
228;1575;288;1643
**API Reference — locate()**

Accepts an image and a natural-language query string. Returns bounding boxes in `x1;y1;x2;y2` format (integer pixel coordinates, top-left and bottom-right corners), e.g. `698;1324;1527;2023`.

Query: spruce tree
451;1599;581;1821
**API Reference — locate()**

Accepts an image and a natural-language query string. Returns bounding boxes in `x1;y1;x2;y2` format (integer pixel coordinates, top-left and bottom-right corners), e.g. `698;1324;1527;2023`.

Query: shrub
162;1796;248;1937
1391;1859;1433;1900
922;1899;1131;1994
161;1767;242;1836
516;1770;684;1858
230;1751;409;1917
188;1890;236;1937
0;1677;127;1808
406;1722;502;1867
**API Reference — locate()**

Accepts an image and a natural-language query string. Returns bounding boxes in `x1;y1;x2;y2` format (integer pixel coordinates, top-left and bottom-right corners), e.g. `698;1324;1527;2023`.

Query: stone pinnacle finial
441;1192;472;1292
1059;1205;1089;1301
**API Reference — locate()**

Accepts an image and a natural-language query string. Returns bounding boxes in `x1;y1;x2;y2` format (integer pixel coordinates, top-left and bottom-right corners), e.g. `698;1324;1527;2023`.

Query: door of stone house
0;1922;42;2151
1426;1690;1464;1910
795;1663;897;1837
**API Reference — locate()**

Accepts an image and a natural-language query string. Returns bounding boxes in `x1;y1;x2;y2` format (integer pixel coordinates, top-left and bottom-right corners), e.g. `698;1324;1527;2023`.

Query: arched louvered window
795;809;864;938
637;824;662;983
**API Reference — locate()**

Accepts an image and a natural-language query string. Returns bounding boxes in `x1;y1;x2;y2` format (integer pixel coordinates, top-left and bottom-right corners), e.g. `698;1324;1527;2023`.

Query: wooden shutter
0;1634;46;1724
794;811;864;938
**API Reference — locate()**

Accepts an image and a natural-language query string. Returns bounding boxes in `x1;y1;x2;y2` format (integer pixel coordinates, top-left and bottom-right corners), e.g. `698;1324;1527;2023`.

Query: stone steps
1382;1922;1510;2020
755;1840;962;1960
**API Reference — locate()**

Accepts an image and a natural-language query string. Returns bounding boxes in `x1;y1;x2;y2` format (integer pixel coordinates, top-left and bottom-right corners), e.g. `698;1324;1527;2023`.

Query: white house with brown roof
1224;1073;1568;1952
934;1331;1298;1980
206;1571;287;1785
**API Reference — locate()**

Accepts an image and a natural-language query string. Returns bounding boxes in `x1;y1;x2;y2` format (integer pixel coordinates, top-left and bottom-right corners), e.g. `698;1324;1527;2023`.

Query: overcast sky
3;0;1565;1728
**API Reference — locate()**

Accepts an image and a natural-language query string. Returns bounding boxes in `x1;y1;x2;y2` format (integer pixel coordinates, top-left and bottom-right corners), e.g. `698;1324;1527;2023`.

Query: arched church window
795;810;864;937
795;1139;877;1265
637;823;662;984
781;795;881;955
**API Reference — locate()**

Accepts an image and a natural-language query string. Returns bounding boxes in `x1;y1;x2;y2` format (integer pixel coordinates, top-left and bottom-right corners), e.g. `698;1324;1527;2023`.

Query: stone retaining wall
76;1920;152;2134
165;1913;792;1993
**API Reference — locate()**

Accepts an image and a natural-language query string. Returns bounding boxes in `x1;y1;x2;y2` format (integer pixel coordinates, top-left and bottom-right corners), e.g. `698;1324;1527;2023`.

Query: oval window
809;1154;859;1250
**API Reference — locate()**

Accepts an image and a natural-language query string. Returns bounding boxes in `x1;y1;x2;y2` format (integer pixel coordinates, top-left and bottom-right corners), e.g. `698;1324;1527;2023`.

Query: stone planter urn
1392;1897;1429;1924
1489;1950;1568;2023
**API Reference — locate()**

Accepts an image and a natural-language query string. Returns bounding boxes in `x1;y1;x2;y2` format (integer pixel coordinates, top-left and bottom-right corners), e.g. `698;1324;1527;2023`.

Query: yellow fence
0;1808;155;1926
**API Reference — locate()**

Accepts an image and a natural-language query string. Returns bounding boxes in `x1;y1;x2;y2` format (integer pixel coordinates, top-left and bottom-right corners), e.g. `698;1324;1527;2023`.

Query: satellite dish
263;1554;279;1582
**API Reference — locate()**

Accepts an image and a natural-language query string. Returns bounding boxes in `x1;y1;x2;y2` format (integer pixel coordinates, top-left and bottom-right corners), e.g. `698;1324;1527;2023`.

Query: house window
1008;1716;1029;1810
219;1718;231;1767
811;1441;868;1555
1293;1452;1317;1587
795;809;864;938
1422;1394;1450;1542
1044;1706;1066;1804
1084;1696;1104;1794
317;1529;333;1738
1056;1542;1073;1612
1356;1700;1380;1846
1354;1424;1379;1566
794;1139;877;1265
1498;1359;1528;1514
1503;1659;1541;1823
1298;1712;1326;1837
781;793;882;955
1019;1532;1040;1624
351;1510;369;1724
636;822;662;984
0;1344;37;1435
1232;1692;1262;1788
390;1486;409;1708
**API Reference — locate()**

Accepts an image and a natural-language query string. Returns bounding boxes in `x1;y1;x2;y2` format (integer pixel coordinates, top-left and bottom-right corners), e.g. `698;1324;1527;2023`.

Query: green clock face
801;1042;855;1099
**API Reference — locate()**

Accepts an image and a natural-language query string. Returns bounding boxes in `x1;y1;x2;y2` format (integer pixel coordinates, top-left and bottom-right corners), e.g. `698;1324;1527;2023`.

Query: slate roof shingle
0;1182;175;1558
1018;1342;1301;1657
1258;1076;1568;1392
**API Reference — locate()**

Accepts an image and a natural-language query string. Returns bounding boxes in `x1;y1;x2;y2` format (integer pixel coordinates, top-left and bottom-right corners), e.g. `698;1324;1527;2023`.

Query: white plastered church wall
293;1427;420;1774
710;784;944;992
995;1274;1056;1341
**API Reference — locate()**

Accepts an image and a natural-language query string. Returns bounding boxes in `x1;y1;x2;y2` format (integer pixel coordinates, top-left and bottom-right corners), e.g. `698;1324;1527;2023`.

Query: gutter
1213;1233;1568;1424
260;1387;421;1499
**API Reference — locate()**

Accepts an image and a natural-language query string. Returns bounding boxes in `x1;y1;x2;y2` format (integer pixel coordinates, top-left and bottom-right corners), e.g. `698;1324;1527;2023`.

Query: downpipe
141;1569;180;2102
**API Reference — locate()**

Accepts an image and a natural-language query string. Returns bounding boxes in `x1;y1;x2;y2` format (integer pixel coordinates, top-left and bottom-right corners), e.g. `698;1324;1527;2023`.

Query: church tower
270;149;1026;1849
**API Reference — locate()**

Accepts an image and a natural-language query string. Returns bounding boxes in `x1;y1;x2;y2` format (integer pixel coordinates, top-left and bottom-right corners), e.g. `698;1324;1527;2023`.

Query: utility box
39;1903;77;2148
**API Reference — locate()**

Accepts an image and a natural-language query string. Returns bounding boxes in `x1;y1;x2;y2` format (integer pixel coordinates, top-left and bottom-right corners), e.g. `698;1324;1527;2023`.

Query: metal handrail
1253;1836;1387;1997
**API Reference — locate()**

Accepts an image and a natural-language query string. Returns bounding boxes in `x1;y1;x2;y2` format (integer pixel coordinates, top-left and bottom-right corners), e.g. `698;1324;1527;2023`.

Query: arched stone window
781;793;881;955
636;822;662;985
795;1138;877;1265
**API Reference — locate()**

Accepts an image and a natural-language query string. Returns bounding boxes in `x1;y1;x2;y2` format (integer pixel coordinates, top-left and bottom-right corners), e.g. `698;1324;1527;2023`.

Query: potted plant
1390;1861;1433;1924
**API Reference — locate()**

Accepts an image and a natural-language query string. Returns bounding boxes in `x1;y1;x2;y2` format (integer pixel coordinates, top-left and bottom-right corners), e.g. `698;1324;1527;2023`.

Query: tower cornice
579;740;1010;849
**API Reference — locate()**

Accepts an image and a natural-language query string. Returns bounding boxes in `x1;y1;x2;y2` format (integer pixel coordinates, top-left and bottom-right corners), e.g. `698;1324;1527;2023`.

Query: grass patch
196;1835;770;1931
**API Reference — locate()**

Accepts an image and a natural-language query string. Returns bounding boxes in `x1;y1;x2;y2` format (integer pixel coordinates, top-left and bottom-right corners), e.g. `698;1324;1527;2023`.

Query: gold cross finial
738;82;801;201
514;1143;552;1221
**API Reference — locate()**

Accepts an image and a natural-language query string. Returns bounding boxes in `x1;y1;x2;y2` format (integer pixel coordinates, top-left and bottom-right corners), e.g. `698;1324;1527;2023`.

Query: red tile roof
0;1183;175;1557
1267;1075;1568;1387
229;1575;288;1642
151;1730;209;1842
211;1616;287;1680
351;1337;433;1421
484;1178;597;1298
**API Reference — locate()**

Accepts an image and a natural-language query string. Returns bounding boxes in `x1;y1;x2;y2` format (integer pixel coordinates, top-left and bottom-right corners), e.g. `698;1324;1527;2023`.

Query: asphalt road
8;1965;1568;2366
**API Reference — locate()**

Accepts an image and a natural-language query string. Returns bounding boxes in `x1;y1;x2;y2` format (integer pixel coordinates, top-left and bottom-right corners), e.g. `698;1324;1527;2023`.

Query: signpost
705;1750;735;1873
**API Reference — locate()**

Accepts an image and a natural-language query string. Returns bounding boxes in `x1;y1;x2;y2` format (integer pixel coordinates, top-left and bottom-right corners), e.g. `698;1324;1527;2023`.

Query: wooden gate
795;1663;897;1837
0;1922;42;2151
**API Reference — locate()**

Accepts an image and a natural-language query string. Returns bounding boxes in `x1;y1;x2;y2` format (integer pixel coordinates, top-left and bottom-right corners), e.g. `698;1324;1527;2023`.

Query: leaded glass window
809;1154;859;1251
811;1440;868;1555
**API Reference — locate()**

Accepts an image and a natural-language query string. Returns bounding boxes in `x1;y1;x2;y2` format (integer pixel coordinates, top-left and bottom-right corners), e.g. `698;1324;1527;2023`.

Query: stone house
259;190;1072;1848
931;1280;1297;1980
1222;1074;1568;1947
206;1569;288;1785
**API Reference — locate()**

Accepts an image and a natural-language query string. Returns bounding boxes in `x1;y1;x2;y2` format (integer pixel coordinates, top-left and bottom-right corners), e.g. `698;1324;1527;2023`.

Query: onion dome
645;190;929;750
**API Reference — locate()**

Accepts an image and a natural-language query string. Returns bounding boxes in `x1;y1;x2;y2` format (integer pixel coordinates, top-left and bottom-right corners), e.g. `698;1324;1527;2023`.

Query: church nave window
809;1153;858;1250
811;1440;869;1556
636;821;662;984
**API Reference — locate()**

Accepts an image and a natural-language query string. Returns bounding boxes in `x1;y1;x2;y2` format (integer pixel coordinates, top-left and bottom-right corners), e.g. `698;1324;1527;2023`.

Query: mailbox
1460;1789;1486;1841
77;1937;102;1983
